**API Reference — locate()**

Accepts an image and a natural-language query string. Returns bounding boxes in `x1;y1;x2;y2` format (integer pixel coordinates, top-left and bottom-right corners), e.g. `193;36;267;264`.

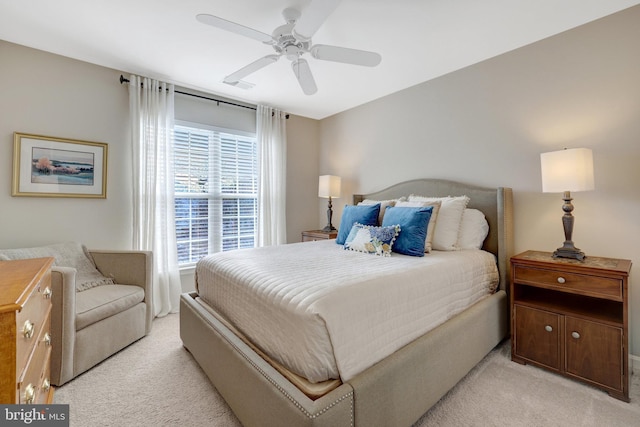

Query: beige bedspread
196;240;498;383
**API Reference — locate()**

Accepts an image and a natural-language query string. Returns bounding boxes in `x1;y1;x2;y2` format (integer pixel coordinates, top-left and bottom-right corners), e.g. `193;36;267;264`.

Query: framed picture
12;133;108;198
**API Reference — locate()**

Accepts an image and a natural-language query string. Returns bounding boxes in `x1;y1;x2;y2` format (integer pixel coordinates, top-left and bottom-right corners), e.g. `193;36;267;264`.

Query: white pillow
407;195;470;251
457;209;490;250
358;198;398;225
395;200;441;252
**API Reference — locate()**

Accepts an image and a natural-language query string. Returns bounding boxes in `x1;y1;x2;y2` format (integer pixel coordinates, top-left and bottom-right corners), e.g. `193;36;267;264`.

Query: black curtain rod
120;75;289;119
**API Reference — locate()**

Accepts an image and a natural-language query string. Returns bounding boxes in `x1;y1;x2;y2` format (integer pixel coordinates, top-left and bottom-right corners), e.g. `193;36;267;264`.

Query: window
174;123;258;266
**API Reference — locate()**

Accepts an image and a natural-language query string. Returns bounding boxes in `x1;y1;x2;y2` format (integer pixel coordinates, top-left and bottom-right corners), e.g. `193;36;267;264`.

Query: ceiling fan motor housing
272;22;310;60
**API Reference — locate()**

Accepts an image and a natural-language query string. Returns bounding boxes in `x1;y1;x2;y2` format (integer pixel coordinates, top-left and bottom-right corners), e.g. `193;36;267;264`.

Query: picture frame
12;133;108;198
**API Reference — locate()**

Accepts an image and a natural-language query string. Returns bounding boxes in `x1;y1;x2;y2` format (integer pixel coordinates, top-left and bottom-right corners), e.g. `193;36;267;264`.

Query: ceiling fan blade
293;0;343;41
222;80;255;90
224;55;280;83
291;59;317;95
311;44;381;67
196;14;273;44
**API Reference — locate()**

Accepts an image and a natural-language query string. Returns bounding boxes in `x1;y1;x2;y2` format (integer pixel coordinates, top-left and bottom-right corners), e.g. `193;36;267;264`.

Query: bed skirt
180;289;508;426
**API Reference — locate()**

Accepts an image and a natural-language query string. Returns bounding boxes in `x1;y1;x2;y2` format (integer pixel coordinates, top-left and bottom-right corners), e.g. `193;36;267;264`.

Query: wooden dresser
510;250;631;401
0;257;55;404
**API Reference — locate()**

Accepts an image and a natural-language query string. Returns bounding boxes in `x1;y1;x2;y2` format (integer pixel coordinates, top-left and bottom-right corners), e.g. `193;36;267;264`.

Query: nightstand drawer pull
556;277;566;284
544;325;553;332
43;286;52;299
571;331;581;339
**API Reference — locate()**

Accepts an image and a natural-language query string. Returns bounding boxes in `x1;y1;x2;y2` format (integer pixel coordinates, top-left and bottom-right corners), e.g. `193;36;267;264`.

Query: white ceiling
1;0;638;119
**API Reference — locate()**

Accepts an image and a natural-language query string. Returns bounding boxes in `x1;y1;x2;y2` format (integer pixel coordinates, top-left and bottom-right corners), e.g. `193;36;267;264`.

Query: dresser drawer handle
43;286;52;299
43;332;52;346
544;325;553;332
23;320;35;339
557;277;566;284
24;383;35;404
42;378;51;392
571;331;581;339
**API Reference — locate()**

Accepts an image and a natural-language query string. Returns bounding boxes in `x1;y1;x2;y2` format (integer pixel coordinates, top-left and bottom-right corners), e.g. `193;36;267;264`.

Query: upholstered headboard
353;178;514;292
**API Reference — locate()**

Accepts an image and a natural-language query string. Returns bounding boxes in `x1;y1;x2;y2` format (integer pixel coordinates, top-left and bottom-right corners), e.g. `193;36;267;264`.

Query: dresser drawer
15;272;52;375
513;265;622;301
18;312;52;404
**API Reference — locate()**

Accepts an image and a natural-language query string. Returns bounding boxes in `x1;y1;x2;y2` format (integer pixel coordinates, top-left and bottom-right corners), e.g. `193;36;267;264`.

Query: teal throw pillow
382;206;433;257
336;204;381;244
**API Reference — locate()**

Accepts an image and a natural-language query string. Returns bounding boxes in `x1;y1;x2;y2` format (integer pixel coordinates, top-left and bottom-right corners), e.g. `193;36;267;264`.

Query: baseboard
631;354;640;375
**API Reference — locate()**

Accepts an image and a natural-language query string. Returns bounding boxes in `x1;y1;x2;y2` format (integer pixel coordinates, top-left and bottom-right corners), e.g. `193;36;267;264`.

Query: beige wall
0;41;132;250
0;40;321;292
319;6;640;358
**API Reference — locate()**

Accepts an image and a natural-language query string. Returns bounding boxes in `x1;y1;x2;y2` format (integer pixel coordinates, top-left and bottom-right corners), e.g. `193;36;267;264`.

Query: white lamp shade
318;175;341;198
541;148;595;193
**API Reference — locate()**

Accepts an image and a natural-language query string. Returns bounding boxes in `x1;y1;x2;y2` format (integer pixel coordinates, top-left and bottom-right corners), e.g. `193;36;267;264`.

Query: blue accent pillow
382;206;434;257
344;223;401;257
336;204;381;244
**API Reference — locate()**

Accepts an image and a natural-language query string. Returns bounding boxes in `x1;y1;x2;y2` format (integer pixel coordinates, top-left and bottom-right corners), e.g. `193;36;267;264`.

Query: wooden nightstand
510;250;632;401
301;230;338;242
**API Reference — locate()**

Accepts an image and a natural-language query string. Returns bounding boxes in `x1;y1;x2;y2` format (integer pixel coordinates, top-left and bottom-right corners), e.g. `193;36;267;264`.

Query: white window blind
174;123;258;266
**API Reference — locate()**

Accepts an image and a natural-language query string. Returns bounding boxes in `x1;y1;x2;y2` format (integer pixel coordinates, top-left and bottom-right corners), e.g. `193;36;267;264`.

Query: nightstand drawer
301;230;337;242
513;265;622;301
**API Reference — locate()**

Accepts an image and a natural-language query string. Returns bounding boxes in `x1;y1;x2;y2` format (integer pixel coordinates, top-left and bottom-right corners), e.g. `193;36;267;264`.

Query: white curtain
257;105;287;246
128;75;181;317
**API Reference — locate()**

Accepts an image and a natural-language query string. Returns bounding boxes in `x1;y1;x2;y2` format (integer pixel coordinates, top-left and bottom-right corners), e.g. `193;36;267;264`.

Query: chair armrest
90;250;152;289
89;250;154;333
50;266;77;386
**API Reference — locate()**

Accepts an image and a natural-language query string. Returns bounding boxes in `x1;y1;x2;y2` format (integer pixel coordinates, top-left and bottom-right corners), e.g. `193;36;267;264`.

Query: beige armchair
50;250;153;386
0;242;153;387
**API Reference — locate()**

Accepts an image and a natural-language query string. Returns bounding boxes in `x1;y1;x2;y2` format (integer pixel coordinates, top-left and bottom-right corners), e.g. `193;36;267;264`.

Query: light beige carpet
54;314;640;426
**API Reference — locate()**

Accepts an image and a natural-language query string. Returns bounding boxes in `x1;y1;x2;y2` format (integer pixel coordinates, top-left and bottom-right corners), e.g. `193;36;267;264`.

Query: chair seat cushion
75;284;145;331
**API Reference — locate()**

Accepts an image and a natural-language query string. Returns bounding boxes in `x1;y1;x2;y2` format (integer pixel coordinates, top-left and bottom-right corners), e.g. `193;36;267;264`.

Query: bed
180;178;513;427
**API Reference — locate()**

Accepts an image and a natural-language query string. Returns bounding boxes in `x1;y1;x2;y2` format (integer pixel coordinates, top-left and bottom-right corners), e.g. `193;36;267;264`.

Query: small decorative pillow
457;209;490;250
382;206;433;257
344;223;400;257
407;195;470;251
336;204;381;245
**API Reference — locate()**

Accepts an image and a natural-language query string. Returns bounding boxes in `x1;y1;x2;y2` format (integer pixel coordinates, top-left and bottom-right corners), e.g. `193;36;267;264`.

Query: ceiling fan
196;0;382;95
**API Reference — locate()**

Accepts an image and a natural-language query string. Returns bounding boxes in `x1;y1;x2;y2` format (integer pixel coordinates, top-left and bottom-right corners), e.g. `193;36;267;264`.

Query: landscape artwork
12;133;107;198
31;147;95;186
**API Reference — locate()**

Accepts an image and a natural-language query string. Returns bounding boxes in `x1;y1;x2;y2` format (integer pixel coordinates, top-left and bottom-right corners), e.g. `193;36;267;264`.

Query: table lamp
540;148;594;261
318;175;341;232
